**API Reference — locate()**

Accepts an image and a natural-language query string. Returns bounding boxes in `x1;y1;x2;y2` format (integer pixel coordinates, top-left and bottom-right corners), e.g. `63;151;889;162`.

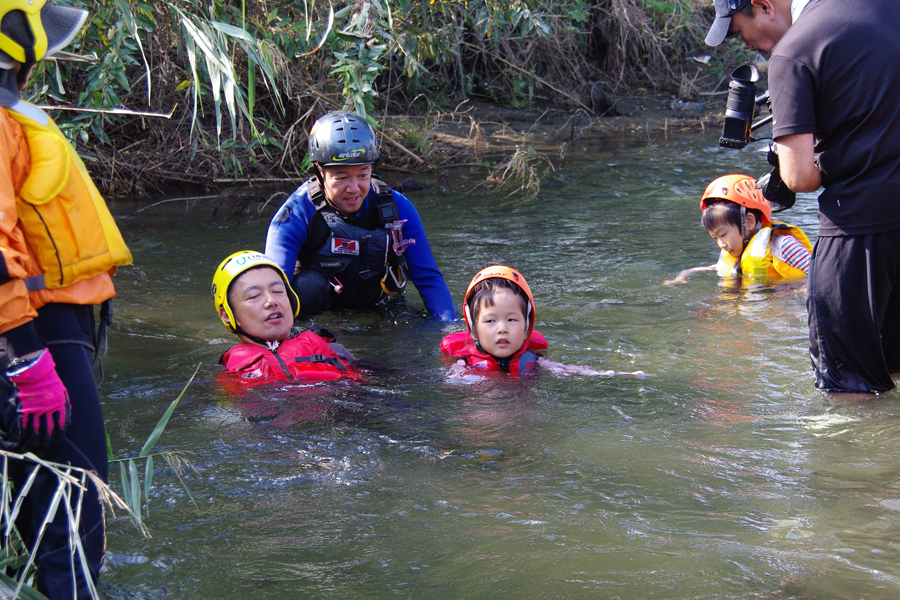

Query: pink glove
7;349;71;448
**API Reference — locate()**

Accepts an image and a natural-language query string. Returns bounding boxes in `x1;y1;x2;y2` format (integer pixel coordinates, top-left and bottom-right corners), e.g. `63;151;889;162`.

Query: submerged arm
663;264;717;286
537;357;645;378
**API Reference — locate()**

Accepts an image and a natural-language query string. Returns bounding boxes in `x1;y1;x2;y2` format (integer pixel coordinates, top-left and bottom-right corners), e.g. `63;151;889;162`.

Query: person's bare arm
663;264;717;286
776;133;820;192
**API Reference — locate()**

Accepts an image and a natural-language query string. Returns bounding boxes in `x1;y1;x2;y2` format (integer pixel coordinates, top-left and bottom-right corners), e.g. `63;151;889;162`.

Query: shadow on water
98;131;900;600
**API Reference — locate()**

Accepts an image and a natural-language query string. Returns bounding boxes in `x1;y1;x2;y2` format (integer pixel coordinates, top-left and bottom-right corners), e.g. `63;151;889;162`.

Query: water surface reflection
100;131;900;599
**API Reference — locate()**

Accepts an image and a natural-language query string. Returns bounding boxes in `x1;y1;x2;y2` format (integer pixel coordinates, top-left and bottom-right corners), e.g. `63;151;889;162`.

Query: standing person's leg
807;234;896;393
31;304;106;599
876;229;900;376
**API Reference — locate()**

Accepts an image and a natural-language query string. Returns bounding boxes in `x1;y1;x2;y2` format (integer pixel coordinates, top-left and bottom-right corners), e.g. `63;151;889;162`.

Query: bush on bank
27;0;749;196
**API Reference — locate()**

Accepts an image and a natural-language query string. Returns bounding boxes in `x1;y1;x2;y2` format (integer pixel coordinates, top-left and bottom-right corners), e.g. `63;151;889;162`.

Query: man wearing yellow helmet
0;2;132;597
212;251;358;383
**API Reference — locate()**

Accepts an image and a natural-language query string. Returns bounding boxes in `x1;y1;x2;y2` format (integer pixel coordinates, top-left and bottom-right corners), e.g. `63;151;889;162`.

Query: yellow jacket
716;222;812;280
0;103;131;334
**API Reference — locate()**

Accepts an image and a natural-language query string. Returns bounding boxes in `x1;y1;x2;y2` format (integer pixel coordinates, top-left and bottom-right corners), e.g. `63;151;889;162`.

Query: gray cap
0;1;88;70
705;0;752;46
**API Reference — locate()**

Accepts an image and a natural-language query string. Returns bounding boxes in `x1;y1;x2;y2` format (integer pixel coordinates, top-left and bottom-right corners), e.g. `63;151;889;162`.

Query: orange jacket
0;105;129;339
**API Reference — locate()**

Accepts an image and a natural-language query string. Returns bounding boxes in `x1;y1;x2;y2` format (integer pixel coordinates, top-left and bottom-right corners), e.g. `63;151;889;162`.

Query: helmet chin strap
741;206;762;246
741;205;748;245
231;318;286;349
313;162;345;215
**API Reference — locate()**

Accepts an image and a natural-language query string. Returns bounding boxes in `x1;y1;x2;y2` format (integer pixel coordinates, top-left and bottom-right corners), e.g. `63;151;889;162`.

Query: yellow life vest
716;221;812;280
8;103;132;290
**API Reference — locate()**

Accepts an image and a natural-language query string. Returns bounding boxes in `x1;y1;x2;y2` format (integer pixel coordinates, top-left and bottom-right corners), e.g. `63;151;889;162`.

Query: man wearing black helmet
706;0;900;394
265;112;456;321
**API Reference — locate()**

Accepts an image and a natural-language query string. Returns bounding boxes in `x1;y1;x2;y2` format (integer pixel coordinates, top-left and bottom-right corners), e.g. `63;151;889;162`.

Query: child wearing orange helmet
665;174;812;284
441;266;548;374
441;266;645;378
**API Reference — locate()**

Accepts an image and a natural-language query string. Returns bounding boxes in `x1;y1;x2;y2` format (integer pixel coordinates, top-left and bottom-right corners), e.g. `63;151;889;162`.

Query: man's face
224;267;294;342
321;163;373;216
728;2;790;58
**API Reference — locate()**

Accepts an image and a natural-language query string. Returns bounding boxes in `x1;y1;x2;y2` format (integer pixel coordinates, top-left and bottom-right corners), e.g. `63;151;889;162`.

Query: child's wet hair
701;200;764;231
467;278;529;323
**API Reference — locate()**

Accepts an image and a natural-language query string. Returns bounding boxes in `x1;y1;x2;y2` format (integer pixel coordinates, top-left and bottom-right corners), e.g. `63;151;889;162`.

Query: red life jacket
440;330;548;374
221;330;358;383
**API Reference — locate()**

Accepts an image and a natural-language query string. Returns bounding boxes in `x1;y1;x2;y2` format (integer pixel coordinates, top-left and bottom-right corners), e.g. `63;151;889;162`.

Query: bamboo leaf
128;459;142;520
209;21;254;41
182;32;200;140
247;59;256;126
119;460;132;510
0;572;46;600
8;465;40;536
113;0;151;103
140;364;200;457
144;455;154;505
64;473;102;599
17;477;66;599
296;3;334;57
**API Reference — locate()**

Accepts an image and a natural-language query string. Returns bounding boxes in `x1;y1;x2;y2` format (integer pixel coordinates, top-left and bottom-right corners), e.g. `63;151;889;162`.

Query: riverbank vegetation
32;0;752;197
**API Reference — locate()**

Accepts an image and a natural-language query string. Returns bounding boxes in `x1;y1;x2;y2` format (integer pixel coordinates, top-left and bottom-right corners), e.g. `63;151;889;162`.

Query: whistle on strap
387;219;415;256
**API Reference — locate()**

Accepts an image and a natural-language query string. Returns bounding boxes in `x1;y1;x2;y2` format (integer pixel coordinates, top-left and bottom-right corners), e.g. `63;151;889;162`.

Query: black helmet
308;111;379;166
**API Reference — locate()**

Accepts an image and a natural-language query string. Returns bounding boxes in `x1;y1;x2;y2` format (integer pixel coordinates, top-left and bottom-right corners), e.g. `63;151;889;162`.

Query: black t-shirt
768;0;900;236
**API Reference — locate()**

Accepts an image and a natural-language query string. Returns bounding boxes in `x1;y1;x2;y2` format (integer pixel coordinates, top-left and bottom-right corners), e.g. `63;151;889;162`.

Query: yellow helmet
211;251;299;333
0;0;87;69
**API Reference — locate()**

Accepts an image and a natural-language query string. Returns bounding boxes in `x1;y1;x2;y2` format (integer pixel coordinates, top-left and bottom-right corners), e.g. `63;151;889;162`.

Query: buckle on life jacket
295;354;347;371
380;264;407;297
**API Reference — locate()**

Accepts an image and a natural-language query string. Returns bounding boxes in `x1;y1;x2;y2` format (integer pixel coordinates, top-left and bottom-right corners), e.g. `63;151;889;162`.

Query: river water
98;129;900;599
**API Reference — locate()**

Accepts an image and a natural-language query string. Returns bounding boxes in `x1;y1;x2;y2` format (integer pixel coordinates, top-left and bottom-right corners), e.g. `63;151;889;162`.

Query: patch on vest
318;261;343;268
331;238;359;255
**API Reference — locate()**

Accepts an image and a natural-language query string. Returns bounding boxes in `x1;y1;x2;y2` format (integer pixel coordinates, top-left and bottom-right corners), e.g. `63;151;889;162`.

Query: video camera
719;64;772;149
718;64;795;212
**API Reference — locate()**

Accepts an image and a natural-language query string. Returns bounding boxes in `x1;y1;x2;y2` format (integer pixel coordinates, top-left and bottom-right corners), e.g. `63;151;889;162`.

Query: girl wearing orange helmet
666;174;812;284
440;266;548;374
441;266;647;377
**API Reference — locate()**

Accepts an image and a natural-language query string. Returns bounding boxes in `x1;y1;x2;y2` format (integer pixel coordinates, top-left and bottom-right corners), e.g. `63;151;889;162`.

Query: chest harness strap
307;177;414;297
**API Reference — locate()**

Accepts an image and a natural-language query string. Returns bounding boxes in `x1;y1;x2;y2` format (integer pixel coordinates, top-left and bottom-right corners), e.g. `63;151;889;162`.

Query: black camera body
717;64;795;211
719;64;771;149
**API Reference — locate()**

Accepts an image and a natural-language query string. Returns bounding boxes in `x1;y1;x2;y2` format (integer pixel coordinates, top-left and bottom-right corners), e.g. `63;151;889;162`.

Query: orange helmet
463;265;536;336
700;174;772;223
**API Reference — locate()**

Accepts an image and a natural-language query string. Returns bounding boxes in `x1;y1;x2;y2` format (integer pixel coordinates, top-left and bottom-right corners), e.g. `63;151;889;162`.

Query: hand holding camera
755;144;797;212
719;64;796;212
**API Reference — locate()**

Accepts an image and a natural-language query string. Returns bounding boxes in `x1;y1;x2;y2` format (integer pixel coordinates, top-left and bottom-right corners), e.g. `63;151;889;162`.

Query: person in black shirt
706;0;900;394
